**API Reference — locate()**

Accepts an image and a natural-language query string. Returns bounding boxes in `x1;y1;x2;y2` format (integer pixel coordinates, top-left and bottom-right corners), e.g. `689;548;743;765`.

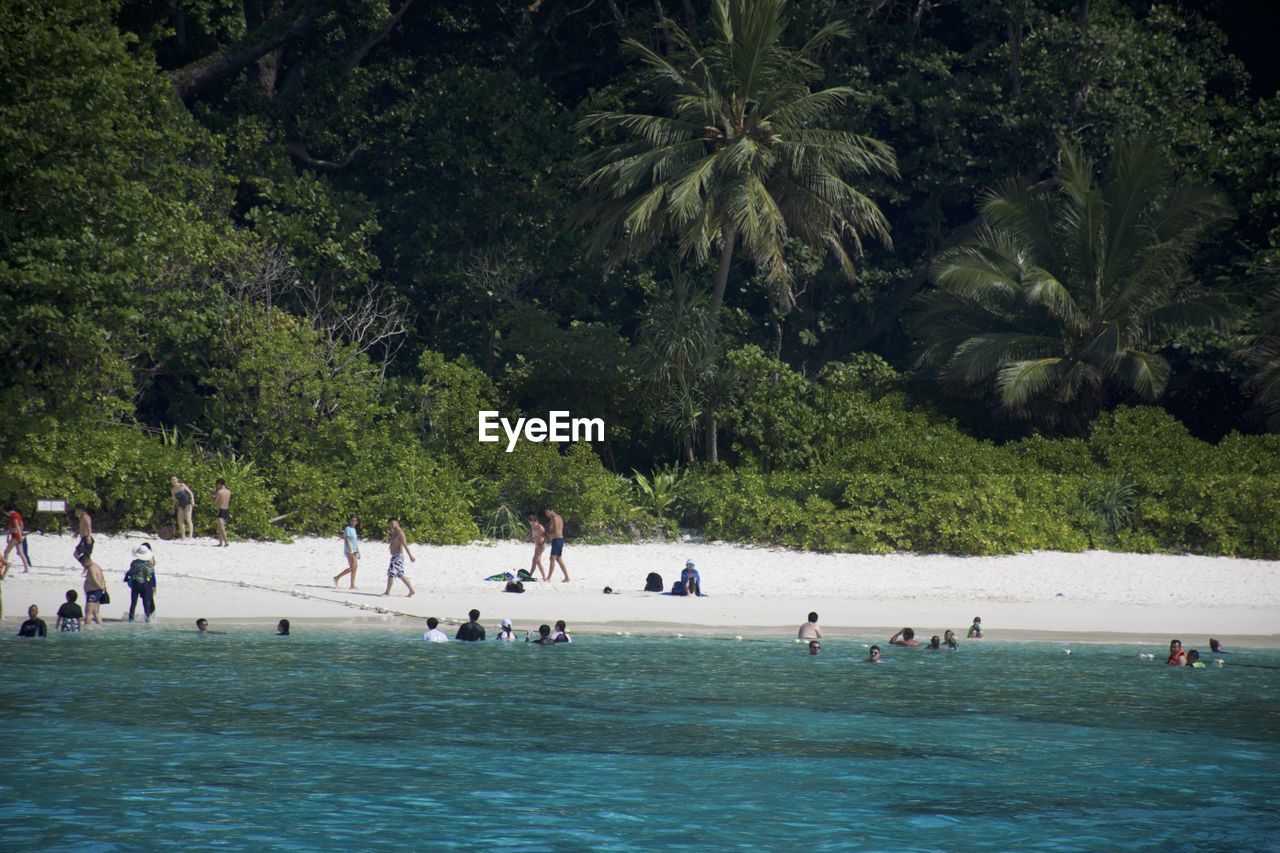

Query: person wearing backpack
125;543;157;623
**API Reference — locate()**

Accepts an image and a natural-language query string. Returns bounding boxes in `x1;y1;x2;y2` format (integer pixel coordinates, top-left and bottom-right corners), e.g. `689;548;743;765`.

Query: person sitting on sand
528;624;556;645
889;628;918;648
423;617;449;642
865;645;882;664
679;560;702;597
808;640;820;655
456;609;486;641
927;635;941;650
798;612;822;640
967;617;983;639
552;620;572;644
1167;639;1187;666
19;604;47;637
56;590;83;632
943;629;958;650
497;618;516;641
277;619;290;636
1186;649;1206;669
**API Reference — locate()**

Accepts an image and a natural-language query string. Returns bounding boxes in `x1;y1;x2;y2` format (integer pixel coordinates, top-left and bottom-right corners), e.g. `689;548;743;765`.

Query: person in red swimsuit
2;505;32;577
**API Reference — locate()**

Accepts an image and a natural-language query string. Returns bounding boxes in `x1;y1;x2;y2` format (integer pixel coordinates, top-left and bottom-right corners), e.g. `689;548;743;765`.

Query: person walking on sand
80;552;106;626
73;505;95;562
799;612;822;640
544;507;569;582
212;479;232;547
126;544;157;622
382;519;416;597
2;505;32;576
334;515;361;589
170;476;196;540
527;514;548;581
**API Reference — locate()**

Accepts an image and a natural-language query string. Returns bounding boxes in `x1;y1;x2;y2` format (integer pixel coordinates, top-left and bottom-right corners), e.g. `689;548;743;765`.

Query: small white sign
36;499;67;513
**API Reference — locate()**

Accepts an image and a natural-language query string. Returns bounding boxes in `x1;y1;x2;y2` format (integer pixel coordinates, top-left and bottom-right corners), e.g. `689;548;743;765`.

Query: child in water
967;617;983;639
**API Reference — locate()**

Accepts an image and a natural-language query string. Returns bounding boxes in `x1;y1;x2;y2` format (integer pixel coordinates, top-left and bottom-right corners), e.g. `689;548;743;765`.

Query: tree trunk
1008;16;1022;99
172;1;327;101
1077;0;1089;33
703;229;736;464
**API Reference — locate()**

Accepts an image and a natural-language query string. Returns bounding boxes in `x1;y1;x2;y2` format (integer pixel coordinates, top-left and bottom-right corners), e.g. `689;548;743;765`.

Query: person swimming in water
1167;639;1187;666
808;640;820;655
1185;649;1206;668
865;645;883;664
967;617;983;639
943;629;958;650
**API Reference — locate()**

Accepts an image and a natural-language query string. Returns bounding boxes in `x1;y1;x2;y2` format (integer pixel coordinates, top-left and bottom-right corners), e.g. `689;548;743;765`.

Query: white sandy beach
4;532;1279;645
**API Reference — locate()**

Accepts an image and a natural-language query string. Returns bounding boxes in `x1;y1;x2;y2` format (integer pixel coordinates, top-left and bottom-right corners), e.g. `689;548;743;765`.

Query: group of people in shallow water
421;609;572;644
1164;637;1225;668
798;612;983;658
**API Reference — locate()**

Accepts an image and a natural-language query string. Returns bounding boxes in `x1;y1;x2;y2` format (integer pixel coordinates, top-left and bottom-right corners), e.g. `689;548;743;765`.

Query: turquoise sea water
1;626;1278;850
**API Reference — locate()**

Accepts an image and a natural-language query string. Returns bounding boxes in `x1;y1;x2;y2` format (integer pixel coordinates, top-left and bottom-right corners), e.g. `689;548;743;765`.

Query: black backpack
504;580;525;593
644;572;664;592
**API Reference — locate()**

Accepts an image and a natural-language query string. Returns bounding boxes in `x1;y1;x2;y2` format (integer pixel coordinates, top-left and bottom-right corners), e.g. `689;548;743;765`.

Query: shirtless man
382;518;416;597
169;476;195;540
889;627;919;648
2;505;31;576
798;612;822;640
544;507;569;582
73;505;95;563
80;552;106;626
527;514;548;581
212;479;232;547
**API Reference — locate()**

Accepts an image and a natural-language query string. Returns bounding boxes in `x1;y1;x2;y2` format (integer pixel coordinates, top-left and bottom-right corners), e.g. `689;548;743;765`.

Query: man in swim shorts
73;505;95;562
544;506;569;582
382;518;416;597
212;479;232;547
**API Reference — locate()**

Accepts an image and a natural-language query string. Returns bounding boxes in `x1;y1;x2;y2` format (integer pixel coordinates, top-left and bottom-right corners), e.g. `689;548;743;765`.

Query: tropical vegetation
2;0;1278;557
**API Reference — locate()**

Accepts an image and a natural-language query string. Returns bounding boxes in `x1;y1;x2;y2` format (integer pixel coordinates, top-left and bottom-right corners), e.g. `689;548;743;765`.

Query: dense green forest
2;0;1278;555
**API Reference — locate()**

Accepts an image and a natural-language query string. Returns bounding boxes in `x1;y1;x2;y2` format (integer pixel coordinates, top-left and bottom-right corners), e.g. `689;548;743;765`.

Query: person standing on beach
126;544;157;622
73;505;95;563
544;507;569;582
334;515;361;589
527;514;548;581
80;552;106;626
799;612;822;640
2;505;32;576
212;479;232;547
382;519;416;597
170;476;195;540
456;609;486;641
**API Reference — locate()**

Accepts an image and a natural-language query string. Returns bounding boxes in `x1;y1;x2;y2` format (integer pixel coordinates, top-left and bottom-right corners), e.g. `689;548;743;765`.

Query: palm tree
910;138;1232;434
574;0;897;461
1239;268;1280;430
